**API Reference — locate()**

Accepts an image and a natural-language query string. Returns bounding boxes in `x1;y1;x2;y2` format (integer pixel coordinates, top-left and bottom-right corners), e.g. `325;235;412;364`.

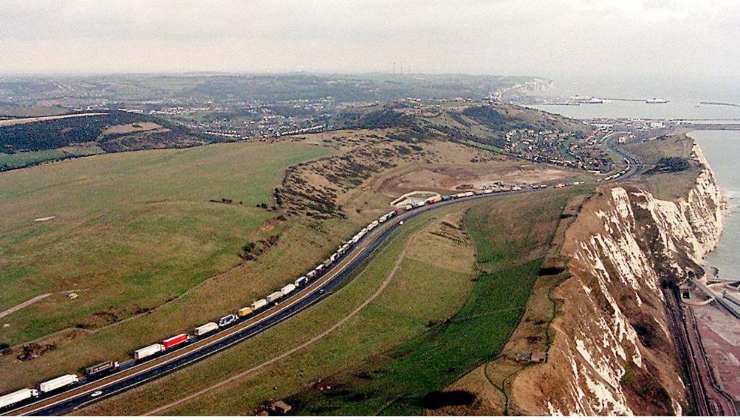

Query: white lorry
0;388;39;410
281;284;297;296
133;343;165;361
38;374;79;393
251;299;268;310
193;322;219;337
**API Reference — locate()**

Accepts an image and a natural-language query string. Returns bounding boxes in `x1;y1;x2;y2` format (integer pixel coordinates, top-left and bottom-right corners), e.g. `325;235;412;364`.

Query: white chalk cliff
511;144;723;415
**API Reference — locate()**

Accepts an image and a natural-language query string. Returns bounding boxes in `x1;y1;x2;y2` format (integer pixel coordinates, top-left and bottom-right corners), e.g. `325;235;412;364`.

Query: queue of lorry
0;183;563;412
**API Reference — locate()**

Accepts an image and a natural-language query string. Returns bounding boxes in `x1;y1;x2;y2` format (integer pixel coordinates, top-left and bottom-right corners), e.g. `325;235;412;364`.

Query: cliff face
510;144;723;415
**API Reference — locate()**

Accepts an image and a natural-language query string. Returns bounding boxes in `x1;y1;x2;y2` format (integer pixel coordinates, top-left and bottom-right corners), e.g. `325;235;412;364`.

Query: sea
528;85;740;280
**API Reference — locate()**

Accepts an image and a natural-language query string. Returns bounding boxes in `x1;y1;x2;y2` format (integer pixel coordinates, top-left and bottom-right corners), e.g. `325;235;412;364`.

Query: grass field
281;189;577;415
623;134;698;200
291;260;542;415
74;203;477;415
0;142;330;346
0;145;104;171
74;189;573;415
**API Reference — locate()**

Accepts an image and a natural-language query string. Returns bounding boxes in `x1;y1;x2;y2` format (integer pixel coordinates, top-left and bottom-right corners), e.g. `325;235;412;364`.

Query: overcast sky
0;0;737;84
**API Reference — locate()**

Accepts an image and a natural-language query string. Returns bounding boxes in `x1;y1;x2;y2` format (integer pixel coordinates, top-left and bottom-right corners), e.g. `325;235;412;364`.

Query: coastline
684;137;740;405
687;131;731;276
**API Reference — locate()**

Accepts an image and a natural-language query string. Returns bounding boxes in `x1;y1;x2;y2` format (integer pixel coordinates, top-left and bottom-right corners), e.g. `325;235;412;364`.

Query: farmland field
0;145;104;171
0;141;330;346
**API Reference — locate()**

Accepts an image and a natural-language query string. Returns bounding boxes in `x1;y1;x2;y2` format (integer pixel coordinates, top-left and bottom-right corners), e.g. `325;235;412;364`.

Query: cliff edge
509;143;722;415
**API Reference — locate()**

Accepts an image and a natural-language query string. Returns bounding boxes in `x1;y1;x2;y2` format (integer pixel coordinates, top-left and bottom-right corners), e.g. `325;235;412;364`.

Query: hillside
430;139;723;415
0;102;592;404
0;111;212;154
0;111;221;172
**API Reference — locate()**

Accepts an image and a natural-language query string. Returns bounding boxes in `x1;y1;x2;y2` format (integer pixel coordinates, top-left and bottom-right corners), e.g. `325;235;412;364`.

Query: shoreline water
688;131;740;281
528;100;740;280
532;97;740;403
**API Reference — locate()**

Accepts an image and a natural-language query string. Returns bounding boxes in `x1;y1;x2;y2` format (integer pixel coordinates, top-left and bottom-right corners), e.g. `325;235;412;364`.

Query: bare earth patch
100;122;162;136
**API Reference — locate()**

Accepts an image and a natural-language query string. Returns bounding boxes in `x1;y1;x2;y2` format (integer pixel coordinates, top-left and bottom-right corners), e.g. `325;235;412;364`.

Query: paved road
2;139;644;416
144;225;420;415
690;278;740;319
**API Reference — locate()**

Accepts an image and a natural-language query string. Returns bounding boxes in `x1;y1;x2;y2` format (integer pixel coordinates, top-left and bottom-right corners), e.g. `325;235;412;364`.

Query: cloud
0;0;737;82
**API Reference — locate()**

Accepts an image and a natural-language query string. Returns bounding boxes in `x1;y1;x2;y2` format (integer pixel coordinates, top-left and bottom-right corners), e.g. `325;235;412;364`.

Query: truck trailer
84;361;120;376
162;333;189;350
281;284;296;296
266;291;284;303
193;322;219;337
134;344;165;361
251;299;268;311
0;389;39;410
39;374;79;393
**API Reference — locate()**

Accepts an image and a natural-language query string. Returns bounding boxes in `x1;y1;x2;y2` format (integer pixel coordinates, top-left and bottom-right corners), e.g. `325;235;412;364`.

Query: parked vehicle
251;299;268;311
218;314;238;328
38;374;79;393
266;291;283;303
294;276;308;287
0;389;39;410
84;361;120;376
281;284;296;296
133;344;165;361
162;333;189;350
238;306;254;317
193;322;219;337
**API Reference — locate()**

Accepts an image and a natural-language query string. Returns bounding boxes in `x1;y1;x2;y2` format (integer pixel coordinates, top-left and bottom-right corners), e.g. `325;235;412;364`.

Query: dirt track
0;294;51;320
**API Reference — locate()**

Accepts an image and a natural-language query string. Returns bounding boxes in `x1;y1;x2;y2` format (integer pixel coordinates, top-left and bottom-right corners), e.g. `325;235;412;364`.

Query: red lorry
162;333;189;350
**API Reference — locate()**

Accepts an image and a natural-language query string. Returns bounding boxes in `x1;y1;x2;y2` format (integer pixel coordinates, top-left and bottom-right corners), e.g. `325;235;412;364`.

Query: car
90;390;103;398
